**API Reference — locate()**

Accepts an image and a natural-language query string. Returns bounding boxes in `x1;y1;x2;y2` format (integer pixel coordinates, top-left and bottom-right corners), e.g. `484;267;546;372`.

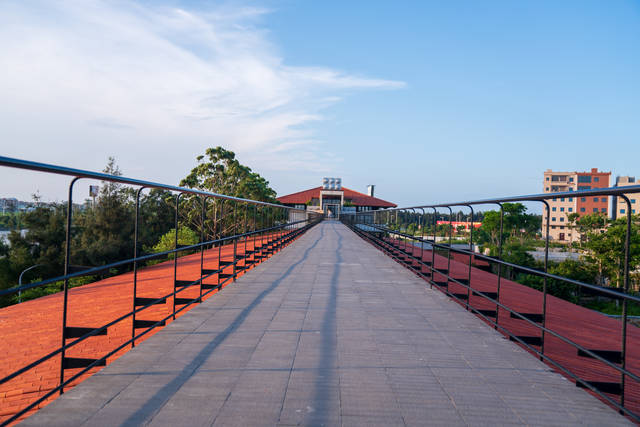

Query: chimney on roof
367;185;375;197
591;168;598;173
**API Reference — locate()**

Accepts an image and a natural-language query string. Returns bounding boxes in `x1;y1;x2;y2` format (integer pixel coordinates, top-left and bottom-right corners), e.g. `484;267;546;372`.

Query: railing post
620;196;632;411
419;208;426;278
466;205;474;310
232;201;237;281
200;196;206;301
131;186;146;348
59;177;80;394
172;193;182;320
494;202;504;330
217;200;223;288
540;200;550;359
445;206;453;294
431;208;437;288
243;203;248;270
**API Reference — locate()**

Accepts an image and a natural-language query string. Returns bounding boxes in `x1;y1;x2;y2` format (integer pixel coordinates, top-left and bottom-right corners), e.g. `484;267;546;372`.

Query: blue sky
1;1;639;209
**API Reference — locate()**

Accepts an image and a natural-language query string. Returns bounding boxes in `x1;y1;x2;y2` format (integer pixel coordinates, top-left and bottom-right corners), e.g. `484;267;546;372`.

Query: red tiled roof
277;186;396;208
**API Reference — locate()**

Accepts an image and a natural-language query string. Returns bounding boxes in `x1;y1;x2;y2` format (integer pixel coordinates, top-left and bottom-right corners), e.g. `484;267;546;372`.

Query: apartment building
542;168;611;241
612;176;640;219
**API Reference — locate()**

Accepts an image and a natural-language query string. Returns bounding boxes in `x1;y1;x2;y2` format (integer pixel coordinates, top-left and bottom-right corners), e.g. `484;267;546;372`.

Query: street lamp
18;264;44;303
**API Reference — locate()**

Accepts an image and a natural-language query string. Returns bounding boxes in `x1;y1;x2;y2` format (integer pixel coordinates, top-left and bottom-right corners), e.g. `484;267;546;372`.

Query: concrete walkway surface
21;222;630;426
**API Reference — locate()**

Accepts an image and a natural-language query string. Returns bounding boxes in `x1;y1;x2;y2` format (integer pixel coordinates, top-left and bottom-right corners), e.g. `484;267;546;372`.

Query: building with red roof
277;178;396;217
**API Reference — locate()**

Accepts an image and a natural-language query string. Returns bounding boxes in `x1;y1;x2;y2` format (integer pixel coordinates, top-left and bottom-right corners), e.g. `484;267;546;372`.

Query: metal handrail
342;185;640;421
0;157;322;426
373;184;640;210
0;156;291;209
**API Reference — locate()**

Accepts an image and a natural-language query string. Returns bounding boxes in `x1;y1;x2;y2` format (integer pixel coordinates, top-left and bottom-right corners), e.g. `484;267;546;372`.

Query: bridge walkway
22;221;630;426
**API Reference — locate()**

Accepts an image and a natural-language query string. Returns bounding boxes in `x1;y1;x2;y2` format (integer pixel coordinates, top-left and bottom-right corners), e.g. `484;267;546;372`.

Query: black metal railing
342;184;640;422
0;156;321;425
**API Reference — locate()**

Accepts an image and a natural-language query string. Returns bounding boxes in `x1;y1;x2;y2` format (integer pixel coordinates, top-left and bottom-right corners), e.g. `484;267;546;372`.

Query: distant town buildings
0;198;35;213
612;176;640;220
542;168;611;241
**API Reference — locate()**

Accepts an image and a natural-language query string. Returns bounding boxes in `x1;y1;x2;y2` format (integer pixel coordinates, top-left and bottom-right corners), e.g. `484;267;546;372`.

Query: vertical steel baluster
59;177;80;394
445;206;453;295
243;203;248;272
253;205;257;265
466;205;474;310
494;203;504;330
199;196;206;301
540;200;550;359
131;186;146;347
217;200;223;288
419;208;426;279
620;196;632;411
172;193;182;320
232;201;237;281
431;208;437;288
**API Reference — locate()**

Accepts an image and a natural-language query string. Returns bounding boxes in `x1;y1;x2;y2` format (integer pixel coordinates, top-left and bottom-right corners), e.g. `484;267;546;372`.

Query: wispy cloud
0;1;404;198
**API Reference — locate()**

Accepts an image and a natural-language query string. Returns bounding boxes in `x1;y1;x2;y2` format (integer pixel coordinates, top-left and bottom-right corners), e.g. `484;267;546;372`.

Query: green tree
149;226;199;259
179;147;278;239
582;216;640;288
73;158;135;268
566;212;581;251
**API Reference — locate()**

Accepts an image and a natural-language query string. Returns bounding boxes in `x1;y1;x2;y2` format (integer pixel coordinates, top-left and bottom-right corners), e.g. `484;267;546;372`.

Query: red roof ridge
276;186;396;208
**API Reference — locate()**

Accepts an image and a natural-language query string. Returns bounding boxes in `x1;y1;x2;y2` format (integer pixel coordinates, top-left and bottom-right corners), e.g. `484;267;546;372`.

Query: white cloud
0;0;404;200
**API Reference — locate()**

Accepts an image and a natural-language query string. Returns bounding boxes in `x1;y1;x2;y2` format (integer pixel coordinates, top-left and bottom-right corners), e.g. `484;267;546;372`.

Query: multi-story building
612;176;640;219
542;168;611;241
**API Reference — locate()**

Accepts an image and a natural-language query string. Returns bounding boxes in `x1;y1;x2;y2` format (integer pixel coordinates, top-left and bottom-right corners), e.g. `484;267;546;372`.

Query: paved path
22;222;630;426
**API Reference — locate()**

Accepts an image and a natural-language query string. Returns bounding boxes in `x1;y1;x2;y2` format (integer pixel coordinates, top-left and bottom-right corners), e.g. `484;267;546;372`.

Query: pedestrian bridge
21;222;628;426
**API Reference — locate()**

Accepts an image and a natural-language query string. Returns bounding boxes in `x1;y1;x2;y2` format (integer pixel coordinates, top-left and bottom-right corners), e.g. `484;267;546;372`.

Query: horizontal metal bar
366;223;640;304
346;183;640;212
0;156;304;210
0;219;311;298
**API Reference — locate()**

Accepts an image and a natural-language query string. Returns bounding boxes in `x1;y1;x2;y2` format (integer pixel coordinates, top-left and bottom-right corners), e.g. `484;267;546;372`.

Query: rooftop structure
277;180;396;218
